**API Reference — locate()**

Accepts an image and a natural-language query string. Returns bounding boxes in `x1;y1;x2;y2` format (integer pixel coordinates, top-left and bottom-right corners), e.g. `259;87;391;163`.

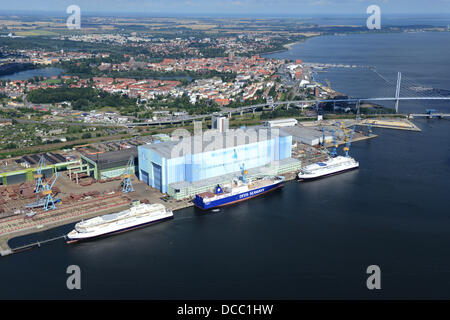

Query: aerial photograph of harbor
0;0;449;309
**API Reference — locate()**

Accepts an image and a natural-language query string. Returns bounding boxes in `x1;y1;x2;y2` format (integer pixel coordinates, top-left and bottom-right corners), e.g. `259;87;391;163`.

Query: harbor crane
34;155;46;194
366;122;373;136
41;171;59;211
342;125;356;158
239;164;248;184
121;156;135;193
322;129;338;158
319;127;338;158
319;127;326;147
329;130;338;158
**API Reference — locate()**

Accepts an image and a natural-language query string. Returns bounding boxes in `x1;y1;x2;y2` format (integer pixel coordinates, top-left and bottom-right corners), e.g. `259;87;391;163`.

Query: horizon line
1;10;450;18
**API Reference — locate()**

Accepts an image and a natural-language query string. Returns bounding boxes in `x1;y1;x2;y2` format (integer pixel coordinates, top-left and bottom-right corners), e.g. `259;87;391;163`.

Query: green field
15;30;59;36
42;79;62;84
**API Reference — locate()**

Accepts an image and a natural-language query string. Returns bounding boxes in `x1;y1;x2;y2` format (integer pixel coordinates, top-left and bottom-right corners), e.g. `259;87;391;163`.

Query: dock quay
0;180;195;256
0;238;12;256
0;169;301;256
0;163;302;257
358;118;421;131
409;113;450;119
300;117;420;132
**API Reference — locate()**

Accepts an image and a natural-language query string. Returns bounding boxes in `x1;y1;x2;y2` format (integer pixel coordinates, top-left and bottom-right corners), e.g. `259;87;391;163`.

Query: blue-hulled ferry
194;173;285;210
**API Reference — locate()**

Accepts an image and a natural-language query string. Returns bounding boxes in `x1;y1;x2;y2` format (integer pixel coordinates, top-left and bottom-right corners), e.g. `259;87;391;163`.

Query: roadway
10;96;450;129
127;96;450;127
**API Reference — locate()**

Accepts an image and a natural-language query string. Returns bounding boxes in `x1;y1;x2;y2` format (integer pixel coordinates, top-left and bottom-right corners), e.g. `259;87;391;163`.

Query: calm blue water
298;15;450;27
0;67;63;80
1;32;450;300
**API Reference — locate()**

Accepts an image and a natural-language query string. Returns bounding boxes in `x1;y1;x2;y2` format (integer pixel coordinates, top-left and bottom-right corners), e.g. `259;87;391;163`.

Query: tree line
27;87;138;112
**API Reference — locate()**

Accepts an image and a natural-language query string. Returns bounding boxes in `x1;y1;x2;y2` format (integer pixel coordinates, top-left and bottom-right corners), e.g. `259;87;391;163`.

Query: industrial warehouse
137;127;301;199
0;152;77;186
76;148;138;182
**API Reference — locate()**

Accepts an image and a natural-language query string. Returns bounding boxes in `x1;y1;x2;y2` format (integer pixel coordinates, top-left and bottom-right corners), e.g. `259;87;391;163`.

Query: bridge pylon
395;72;402;113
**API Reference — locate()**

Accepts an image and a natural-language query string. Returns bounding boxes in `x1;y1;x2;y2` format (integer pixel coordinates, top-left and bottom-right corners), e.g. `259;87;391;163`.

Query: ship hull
194;180;284;210
66;215;173;243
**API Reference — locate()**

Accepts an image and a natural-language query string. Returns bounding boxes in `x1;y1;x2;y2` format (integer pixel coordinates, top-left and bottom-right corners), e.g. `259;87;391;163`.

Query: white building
212;116;229;133
264;118;298;128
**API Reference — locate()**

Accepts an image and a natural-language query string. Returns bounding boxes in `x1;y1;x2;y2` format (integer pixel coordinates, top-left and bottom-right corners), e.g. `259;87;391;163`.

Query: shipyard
0;112;420;256
0;7;443;258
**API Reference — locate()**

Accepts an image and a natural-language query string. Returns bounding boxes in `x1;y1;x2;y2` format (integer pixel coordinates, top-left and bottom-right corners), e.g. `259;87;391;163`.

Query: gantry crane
42;171;59;211
240;164;248;184
320;127;338;157
341;124;356;158
367;122;373;136
121;156;135;193
329;129;338;158
319;127;326;147
34;155;46;194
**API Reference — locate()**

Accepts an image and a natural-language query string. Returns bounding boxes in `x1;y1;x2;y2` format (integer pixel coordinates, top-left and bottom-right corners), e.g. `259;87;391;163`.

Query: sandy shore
282;42;299;50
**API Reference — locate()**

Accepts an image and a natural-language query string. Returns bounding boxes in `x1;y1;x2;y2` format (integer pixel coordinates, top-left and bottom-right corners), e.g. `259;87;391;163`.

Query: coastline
0;62;37;78
282;41;299;50
262;40;305;55
261;35;320;56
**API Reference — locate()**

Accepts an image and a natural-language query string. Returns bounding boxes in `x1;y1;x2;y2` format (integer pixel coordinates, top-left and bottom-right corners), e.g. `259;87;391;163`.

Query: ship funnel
215;185;223;194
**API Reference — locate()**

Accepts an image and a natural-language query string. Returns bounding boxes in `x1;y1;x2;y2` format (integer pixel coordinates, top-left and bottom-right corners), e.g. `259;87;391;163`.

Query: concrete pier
0;238;12;256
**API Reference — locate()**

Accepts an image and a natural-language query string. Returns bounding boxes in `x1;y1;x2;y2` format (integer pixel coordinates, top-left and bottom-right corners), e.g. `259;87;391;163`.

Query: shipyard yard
0;174;192;256
0;116;420;256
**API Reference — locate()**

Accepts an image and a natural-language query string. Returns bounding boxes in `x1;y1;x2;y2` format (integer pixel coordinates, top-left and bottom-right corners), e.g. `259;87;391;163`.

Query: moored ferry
297;155;359;181
194;175;285;210
66;203;173;243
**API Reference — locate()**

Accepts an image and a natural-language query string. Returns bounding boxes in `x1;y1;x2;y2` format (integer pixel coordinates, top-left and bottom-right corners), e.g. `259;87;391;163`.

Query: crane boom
321;127;338;157
42;171;59;211
343;125;356;157
34;155;46;193
122;157;135;193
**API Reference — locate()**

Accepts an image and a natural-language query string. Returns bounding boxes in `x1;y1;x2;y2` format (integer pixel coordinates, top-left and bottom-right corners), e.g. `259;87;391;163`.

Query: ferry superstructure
66;203;173;243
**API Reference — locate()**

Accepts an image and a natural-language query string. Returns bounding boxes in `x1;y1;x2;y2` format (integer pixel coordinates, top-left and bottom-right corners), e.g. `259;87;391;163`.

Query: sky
1;0;450;16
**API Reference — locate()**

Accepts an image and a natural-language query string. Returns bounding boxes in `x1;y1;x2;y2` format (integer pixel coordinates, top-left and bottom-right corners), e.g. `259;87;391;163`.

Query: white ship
66;203;173;243
297;156;359;180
